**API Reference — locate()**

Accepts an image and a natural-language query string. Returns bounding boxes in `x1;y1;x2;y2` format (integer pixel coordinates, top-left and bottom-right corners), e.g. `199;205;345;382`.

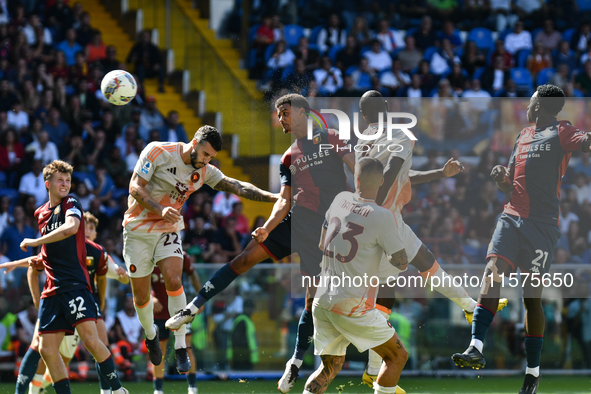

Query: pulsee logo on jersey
304;107;418;153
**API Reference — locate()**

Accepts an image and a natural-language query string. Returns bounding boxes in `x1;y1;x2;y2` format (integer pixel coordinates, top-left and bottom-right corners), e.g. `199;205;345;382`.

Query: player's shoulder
85;239;103;253
281;146;292;163
143;141;179;162
34;202;49;217
62;194;82;209
557;120;583;134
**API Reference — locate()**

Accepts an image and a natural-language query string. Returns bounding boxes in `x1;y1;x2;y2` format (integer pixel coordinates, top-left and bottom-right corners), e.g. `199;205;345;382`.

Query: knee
230;253;250;274
166;276;182;292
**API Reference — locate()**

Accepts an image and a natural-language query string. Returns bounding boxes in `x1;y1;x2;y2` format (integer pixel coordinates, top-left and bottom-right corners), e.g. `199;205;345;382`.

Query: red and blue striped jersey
505;120;588;225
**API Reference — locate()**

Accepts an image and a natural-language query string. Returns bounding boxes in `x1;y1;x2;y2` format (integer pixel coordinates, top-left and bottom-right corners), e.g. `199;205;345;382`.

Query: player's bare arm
490;165;513;193
376;156;404;206
129;172;181;223
408;157;465;184
342;152;356;173
252;185;291;243
318;226;327;251
27;266;42;309
20;215;80;251
96;273;107;311
0;256;38;273
213;176;278;203
388;249;408;271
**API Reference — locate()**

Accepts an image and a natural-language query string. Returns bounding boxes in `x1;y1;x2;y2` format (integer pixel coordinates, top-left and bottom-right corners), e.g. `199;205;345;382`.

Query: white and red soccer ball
101;70;137;106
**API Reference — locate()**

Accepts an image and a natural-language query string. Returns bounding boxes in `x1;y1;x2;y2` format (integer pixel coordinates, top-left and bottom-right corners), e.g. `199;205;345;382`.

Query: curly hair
536;84;565;116
193;125;222;151
274;93;310;110
42;160;73;181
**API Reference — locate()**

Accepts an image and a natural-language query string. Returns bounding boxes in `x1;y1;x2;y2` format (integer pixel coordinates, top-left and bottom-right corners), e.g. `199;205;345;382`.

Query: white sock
470;338;484;353
188;302;199;314
113;389;127;394
135;298;156;339
168;288;188;349
303;390;314;394
41;374;52;389
188;387;198;394
426;266;477;311
101;390;111;394
526;366;540;377
291;357;303;369
373;382;398;394
28;374;45;394
154;391;164;394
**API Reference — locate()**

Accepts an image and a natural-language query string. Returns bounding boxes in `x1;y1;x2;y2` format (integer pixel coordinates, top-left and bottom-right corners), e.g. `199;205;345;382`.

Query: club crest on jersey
141;162;151;174
54;205;60;215
86;256;94;266
313;134;321;144
191;172;200;183
175;182;189;195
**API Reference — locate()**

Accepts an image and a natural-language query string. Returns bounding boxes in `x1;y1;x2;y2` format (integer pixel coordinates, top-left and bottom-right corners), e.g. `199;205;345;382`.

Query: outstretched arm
389;249;408;271
409;157;464;184
491;165;513;193
129;172;180;223
214;177;278;203
583;133;591;152
251;185;291;243
27;266;42;309
20;216;80;251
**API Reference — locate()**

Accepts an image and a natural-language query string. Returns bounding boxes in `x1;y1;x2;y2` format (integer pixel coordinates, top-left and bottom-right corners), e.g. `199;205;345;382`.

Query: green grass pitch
1;376;589;393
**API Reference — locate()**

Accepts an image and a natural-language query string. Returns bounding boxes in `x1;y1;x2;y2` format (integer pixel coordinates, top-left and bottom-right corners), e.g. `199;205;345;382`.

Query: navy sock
98;356;122;391
525;336;544;368
96;360;110;390
187;373;197;387
472;305;495;343
15;347;41;394
154;377;164;391
52;378;71;394
192;263;239;308
293;308;314;360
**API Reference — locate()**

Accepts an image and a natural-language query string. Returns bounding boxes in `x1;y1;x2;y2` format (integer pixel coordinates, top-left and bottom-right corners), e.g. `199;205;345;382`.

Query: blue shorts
487;214;561;275
154;318;170;341
261;205;324;276
38;288;98;335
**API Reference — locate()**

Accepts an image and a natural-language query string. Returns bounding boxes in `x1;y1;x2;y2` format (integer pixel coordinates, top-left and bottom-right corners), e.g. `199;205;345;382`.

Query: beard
191;149;204;169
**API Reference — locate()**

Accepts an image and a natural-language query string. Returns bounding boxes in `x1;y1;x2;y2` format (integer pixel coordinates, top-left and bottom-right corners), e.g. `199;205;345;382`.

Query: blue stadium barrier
510;67;534;89
284;24;304;47
536;67;555;86
468;27;494;51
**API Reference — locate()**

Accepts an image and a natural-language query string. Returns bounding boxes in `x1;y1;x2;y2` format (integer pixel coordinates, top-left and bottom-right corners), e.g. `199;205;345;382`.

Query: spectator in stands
63;134;86;167
437;20;462;48
76;11;94;47
123;137;144;173
553;40;577;72
284;58;313;94
526;42;552;79
430;38;459;75
447;62;468;93
0;128;24;182
461;0;489;30
335;36;361;74
227;299;258;371
550;64;572;90
213;190;241;219
481;55;510;94
496;78;526;97
559;200;579;234
461;40;486;77
333;74;363;97
86;129;110;168
118;122;140;159
139;96;165;141
574;152;591;177
101;45;121;73
514;0;548;29
375;19;403;53
86;30;106;63
398;0;430;26
0;205;35;267
398;36;423;73
572;21;591;54
127;29;165;92
316;13;347;54
313;56;343;95
49;50;69;82
56;27;82;66
111;295;143;380
0;79;17;112
223;202;250;239
22;14;52;46
364;39;392;72
350;16;371;48
534;19;561;51
212;216;243;262
271;14;283;42
413;16;438;51
0;196;11;239
462;79;491;111
21;79;39;116
575;60;591;96
490;38;513;69
46;0;74;41
294;36;320;70
427;0;459;21
161;110;188;143
416;59;437;95
380;58;411;95
403;74;423;102
185;216;216;262
504;20;533;55
580;41;591;66
267;40;295;71
43;107;70;150
74;79;99;119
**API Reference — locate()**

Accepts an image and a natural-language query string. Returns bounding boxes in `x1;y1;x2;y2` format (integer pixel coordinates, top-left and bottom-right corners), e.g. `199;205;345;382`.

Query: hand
160;206;181;223
490;165;510;183
28;255;43;270
0;263;15;274
251;227;269;243
153;298;163;313
116;267;130;284
20;238;38;251
442;157;464;177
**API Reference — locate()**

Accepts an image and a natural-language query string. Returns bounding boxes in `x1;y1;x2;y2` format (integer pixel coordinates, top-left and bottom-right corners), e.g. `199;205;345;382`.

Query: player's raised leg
158;255;192;372
129;273;162;365
452;256;512;369
166;239;272;329
302;355;345;394
371;333;409;394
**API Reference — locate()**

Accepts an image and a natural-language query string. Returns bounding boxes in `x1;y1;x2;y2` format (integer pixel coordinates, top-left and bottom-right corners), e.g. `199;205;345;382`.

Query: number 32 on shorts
69;296;87;314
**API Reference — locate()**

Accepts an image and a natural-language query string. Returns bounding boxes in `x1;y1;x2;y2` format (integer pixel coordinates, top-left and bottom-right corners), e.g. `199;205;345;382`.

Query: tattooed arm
388;249;408;271
129;172;181;223
214;177;278;203
305;355;345;394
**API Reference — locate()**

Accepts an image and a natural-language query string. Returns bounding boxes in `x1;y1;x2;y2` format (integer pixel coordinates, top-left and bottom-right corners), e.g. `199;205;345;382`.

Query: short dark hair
356;156;384;178
194;125;222;151
536;84;565;116
359;90;386;123
274;93;310;110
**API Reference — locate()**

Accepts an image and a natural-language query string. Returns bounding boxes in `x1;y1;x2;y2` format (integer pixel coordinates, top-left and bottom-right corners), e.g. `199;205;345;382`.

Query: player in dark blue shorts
452;85;591;394
18;160;128;394
166;94;356;392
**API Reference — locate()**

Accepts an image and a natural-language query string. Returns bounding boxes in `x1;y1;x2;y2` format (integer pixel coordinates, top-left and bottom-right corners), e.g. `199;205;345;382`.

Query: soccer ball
101;70;137;106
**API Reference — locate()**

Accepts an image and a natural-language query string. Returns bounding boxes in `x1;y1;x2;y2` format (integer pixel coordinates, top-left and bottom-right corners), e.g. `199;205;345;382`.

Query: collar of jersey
534;119;559;131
